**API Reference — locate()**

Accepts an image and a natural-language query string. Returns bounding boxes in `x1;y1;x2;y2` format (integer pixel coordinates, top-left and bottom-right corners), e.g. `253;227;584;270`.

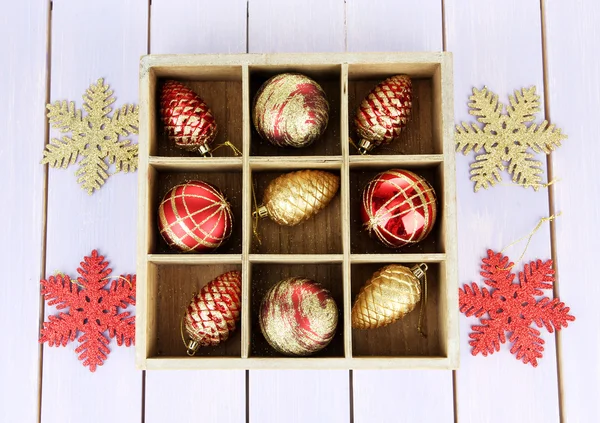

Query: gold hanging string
251;181;262;245
348;137;362;154
180;313;199;357
414;263;428;338
211;141;242;156
497;212;562;271
101;275;134;288
53;271;85;288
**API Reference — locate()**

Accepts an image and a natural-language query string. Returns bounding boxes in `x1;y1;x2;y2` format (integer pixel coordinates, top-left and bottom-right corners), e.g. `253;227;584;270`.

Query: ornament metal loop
357;139;373;155
252;205;269;219
186;340;200;356
197;144;212;157
410;263;428;280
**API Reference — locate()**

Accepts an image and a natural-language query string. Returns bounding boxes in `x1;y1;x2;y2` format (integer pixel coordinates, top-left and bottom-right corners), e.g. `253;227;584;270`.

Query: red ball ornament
361;169;437;248
353;75;412;154
160;80;218;156
253;73;329;148
183;270;242;356
259;277;338;356
157;180;233;253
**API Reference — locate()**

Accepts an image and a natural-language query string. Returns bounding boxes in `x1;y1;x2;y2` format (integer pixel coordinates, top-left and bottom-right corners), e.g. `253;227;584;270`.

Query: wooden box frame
136;52;458;370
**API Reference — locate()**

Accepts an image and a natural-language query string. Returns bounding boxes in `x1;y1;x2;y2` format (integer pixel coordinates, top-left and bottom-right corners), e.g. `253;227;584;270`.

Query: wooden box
136;52;458;370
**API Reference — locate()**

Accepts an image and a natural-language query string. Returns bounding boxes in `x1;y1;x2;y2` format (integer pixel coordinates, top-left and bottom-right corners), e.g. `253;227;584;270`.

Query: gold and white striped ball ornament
157;180;233;253
353;75;412;154
259;277;338;356
254;170;340;226
183;270;242;356
352;264;427;330
253;73;330;148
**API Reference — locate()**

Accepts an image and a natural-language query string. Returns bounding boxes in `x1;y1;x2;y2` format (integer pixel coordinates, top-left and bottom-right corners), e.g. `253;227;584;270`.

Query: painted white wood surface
248;0;345;53
0;2;49;423
40;1;146;422
446;0;559;421
545;1;600;421
144;2;248;421
346;1;454;422
247;2;350;422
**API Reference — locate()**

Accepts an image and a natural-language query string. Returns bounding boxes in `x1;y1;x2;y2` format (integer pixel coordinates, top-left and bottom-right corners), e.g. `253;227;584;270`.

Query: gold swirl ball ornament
253;73;330;148
352;264;428;331
259;277;338;356
254;170;340;226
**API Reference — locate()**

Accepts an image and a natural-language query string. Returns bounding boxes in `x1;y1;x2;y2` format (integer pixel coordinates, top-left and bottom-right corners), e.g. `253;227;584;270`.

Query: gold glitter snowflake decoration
456;86;566;192
42;79;138;194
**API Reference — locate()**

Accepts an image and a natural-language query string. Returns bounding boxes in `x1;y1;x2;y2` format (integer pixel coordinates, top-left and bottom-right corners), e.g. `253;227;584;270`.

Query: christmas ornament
361;169;437;248
42;78;138;194
259;277;338;356
459;250;575;367
352;264;428;333
254;170;339;226
253;73;329;148
456;86;567;191
39;250;135;372
160;80;218;156
158;180;233;253
353;75;412;154
183;270;242;356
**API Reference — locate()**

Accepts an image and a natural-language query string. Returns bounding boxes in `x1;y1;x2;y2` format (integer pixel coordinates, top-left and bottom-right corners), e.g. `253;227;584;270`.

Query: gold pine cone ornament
352;264;428;334
254;170;340;226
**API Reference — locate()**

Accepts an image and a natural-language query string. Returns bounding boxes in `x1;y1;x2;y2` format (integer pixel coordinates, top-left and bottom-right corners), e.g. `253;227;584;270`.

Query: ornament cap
410;263;428;280
357;139;373;155
197;144;212;157
253;205;269;219
186;340;199;356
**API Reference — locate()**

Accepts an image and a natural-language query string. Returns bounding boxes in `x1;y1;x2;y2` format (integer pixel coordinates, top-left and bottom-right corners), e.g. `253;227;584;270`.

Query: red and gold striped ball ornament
259;278;338;356
183;270;242;355
157;180;233;253
253;73;329;148
160;80;218;156
353;75;412;154
361;169;437;248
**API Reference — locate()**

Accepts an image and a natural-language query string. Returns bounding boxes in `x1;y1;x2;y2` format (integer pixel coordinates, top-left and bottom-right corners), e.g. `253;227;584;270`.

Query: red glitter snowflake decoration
40;250;136;372
459;250;575;367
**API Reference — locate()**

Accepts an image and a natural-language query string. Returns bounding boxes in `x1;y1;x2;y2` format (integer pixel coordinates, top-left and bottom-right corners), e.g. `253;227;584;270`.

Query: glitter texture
260;170;339;226
184;271;242;354
259;277;338;356
158;180;233;253
353;75;412;154
253;73;329;148
160;80;218;155
361;169;437;248
352;264;422;329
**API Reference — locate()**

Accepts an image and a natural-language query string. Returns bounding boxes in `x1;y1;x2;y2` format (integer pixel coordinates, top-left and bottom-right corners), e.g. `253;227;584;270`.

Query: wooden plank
346;1;454;422
248;0;345;53
247;1;349;421
41;1;147;422
144;0;248;421
445;1;560;422
249;370;350;423
0;2;49;423
544;1;600;421
150;0;247;54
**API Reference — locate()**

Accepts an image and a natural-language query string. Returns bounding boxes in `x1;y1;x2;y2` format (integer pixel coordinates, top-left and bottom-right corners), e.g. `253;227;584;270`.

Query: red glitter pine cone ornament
183;270;242;355
253;73;329;148
353;75;412;154
361;169;437;248
157;180;233;253
259;277;338;356
160;80;218;156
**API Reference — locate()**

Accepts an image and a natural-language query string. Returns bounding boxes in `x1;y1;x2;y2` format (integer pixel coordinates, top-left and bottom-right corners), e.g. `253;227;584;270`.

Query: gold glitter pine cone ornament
353;75;412;154
253;73;330;148
183;270;242;356
259;277;338;356
254;170;340;226
351;264;428;333
160;80;218;156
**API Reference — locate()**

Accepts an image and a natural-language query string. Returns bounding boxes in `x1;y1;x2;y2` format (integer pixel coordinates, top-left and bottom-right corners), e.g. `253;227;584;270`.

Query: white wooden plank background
0;2;49;423
40;1;146;422
347;1;454;422
446;1;559;421
2;0;600;422
544;1;600;421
